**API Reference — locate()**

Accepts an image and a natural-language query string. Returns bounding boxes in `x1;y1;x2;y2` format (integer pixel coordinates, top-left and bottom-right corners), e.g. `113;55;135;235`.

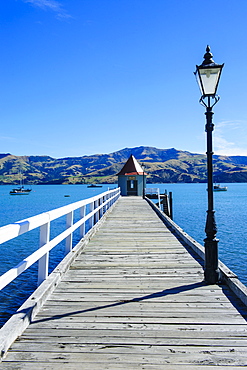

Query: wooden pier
1;196;247;369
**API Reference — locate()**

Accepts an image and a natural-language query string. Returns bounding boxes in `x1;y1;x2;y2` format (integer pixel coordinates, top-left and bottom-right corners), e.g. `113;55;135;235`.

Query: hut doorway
127;179;138;196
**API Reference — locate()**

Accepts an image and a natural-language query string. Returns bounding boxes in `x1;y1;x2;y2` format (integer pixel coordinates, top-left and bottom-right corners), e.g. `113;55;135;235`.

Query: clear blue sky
1;0;247;158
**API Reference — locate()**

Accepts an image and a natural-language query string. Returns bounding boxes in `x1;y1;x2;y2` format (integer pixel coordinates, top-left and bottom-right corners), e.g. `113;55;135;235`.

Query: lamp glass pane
198;67;221;95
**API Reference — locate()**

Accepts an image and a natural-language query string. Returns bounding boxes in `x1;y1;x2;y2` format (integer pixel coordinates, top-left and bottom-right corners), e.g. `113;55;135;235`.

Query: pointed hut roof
117;155;146;176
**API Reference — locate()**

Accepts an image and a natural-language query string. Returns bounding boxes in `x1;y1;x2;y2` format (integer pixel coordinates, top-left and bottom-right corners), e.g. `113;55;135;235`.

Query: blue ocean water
0;183;246;327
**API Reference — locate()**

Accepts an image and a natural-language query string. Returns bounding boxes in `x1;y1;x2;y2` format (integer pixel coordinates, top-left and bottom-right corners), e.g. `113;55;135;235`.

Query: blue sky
1;0;247;158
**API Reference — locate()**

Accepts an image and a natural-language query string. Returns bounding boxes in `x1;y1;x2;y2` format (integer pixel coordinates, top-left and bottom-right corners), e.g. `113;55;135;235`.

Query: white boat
9;171;32;195
10;186;32;195
213;184;227;191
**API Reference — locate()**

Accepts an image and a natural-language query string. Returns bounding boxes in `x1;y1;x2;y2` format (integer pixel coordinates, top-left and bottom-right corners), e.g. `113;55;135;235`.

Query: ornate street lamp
194;46;224;284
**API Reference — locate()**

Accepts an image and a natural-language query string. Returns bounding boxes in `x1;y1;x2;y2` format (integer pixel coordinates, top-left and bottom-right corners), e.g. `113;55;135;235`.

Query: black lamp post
141;163;145;199
194;46;224;284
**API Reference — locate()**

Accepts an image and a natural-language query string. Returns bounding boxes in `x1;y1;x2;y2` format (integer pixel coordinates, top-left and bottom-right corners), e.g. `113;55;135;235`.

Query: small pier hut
117;155;147;196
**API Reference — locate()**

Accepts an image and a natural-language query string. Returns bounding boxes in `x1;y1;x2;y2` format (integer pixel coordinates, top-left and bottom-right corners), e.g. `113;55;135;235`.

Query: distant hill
1;146;247;184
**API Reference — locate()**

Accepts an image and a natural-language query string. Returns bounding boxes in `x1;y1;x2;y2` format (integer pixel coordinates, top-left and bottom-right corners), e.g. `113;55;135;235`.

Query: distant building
117;155;147;196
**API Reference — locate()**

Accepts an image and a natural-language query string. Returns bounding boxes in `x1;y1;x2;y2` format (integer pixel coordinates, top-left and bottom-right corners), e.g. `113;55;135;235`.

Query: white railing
0;187;120;290
145;188;161;209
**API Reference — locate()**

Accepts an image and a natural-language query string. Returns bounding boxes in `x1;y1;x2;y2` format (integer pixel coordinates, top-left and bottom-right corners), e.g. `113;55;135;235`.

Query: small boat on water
10;186;32;195
87;184;102;188
213;184;227;191
9;170;32;195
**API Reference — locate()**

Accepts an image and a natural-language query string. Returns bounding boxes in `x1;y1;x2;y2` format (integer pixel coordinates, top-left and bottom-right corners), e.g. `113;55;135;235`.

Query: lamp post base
204;237;220;284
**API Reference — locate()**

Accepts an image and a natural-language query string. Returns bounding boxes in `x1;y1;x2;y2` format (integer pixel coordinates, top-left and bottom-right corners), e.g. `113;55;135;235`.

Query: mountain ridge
1;146;247;184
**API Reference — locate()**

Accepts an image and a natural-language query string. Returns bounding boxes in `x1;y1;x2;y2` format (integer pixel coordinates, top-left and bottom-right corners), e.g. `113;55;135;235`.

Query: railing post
108;193;110;207
89;201;94;229
169;191;173;220
106;193;109;210
103;195;106;214
97;199;100;222
80;205;86;238
93;200;97;224
99;196;103;218
65;211;73;254
38;222;50;286
158;189;161;209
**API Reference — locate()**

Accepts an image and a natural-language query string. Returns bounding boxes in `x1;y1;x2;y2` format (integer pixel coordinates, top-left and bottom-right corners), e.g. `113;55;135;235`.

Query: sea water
0;183;246;326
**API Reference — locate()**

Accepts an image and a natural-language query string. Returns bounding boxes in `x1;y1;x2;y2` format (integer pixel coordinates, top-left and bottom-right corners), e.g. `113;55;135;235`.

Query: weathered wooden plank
2;364;247;370
10;341;247;351
42;292;235;303
70;263;203;269
20;327;247;339
48;289;232;297
28;316;245;325
62;270;203;277
11;334;247;346
33;305;246;317
41;295;233;305
29;313;246;324
4;350;247;366
37;299;242;309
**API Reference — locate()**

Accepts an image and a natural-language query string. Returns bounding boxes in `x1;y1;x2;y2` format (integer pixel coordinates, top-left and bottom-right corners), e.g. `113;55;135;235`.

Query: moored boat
87;184;102;188
10;186;32;195
213;184;227;191
9;170;32;195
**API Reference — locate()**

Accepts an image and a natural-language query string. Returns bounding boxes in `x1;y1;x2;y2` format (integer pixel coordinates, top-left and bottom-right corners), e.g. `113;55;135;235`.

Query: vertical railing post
102;195;106;214
38;222;50;286
94;200;98;224
106;193;109;211
107;193;110;209
169;191;173;220
97;198;100;221
65;211;73;254
89;201;94;229
99;196;103;218
158;189;161;209
80;205;86;238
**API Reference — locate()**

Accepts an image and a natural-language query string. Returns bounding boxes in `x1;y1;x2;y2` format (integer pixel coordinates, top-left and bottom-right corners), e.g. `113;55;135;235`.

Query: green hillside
1;146;247;184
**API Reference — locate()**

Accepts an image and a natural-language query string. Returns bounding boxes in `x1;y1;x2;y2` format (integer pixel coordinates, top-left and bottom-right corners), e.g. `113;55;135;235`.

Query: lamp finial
202;45;215;66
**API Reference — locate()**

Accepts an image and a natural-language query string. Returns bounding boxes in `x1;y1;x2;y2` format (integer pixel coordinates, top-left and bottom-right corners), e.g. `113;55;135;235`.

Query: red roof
117;155;147;176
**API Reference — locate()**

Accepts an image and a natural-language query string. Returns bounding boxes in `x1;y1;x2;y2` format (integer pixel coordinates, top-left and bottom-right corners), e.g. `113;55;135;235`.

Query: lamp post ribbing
204;102;219;284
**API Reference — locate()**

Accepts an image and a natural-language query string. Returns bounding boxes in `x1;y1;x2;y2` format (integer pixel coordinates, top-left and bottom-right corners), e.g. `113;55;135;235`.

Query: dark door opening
127;180;138;196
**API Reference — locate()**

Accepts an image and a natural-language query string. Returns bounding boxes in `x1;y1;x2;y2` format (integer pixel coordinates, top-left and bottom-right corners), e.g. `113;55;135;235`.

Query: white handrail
145;188;161;209
145;188;159;195
0;187;120;290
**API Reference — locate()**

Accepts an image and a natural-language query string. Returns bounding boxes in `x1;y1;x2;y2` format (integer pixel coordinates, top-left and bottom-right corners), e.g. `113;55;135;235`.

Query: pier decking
2;197;247;369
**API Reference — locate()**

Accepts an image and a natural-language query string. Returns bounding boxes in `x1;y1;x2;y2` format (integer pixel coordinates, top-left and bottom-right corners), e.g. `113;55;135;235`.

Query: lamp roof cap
199;45;222;68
